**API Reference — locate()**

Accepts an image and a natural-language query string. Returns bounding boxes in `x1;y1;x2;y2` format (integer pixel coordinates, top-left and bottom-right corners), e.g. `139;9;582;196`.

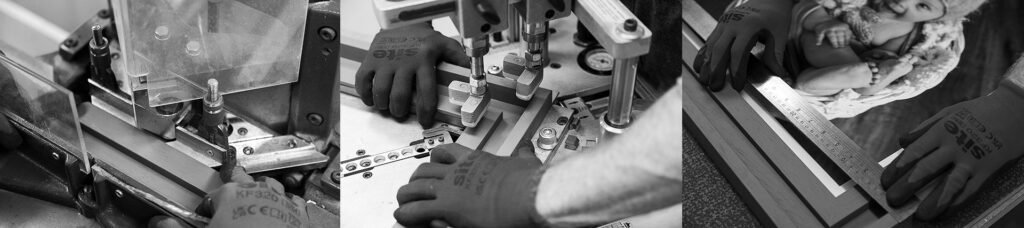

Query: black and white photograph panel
338;0;682;227
0;0;340;227
687;0;1024;226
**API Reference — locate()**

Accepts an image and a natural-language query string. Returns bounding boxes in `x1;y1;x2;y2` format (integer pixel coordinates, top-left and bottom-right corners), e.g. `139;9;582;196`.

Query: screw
114;189;124;198
318;27;337;41
51;152;60;160
486;65;501;75
63;39;78;47
288;139;297;148
155;26;169;40
359;159;371;167
307;113;324;126
362;172;373;179
243;147;254;155
91;25;106;47
556;116;569;125
206;150;213;156
331;171;341;183
624;19;638;32
97;9;111;19
356;149;366;156
237;127;248;136
345;163;357;171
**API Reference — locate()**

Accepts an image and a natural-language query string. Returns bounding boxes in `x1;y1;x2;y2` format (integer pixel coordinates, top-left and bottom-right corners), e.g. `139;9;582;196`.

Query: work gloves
355;23;471;128
394;143;548;228
694;0;791;91
882;84;1024;220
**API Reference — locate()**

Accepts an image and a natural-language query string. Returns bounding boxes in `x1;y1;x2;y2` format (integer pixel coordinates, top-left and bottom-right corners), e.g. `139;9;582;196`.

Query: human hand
881;86;1024;220
394;143;546;228
355;23;471;128
694;0;791;91
196;149;311;228
814;21;854;48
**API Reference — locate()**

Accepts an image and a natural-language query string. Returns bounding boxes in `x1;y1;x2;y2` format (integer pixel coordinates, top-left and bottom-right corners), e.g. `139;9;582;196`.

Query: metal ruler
751;77;916;221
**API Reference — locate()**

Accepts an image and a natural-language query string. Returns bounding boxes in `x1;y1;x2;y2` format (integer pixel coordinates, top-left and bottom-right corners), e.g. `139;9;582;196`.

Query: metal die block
460;92;491;128
448;81;471;106
516;68;542;100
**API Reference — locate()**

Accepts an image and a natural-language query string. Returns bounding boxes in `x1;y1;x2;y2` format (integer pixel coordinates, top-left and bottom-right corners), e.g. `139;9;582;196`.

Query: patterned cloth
789;0;965;119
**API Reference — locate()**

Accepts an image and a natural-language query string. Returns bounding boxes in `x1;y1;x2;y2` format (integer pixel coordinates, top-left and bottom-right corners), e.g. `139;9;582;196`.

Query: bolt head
114;189;124;198
486;65;502;75
362;172;373;179
237;127;248;136
307;113;324;126
51;152;61;161
243;147;255;155
356;149;366;156
318;27;337;41
331;171;341;183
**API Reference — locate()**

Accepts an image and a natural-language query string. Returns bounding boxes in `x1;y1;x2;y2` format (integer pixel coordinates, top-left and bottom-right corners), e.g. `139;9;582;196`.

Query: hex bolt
362;172;373;179
331;171;341;184
307;113;324;126
237;127;248;136
318;27;337;41
243;146;254;155
114;189;124;198
537;127;558;150
486;65;502;75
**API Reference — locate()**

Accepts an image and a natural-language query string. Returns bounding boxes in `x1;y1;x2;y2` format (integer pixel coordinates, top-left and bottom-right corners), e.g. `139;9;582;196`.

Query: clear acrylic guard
114;0;309;106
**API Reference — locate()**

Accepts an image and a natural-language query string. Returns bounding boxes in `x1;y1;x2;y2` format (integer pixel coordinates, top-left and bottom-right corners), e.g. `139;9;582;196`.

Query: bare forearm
796;62;871;91
536;81;683;227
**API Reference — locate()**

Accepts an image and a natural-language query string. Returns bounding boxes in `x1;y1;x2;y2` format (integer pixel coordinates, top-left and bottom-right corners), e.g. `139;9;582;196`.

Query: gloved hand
355;23;471;128
881;85;1024;220
394;143;547;228
694;0;791;91
196;149;311;228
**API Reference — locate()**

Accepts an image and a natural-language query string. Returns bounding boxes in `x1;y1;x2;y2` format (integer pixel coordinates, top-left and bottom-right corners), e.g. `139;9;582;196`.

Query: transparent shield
0;45;89;173
114;0;308;106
